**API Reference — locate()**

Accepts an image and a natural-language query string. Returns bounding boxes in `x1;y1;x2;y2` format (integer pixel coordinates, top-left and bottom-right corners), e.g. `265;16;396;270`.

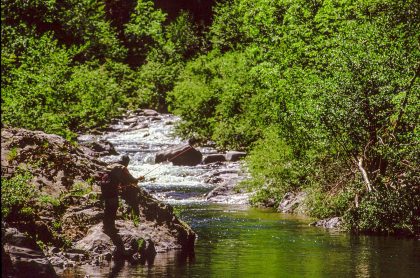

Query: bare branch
356;156;372;192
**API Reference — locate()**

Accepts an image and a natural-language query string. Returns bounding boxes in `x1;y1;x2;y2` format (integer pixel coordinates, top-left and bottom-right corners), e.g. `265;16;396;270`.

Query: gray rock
3;227;57;278
155;144;202;166
79;140;118;157
205;179;251;205
225;151;246;162
309;217;342;229
140;109;159;117
123;117;138;125
203;154;226;164
62;207;104;241
277;192;307;214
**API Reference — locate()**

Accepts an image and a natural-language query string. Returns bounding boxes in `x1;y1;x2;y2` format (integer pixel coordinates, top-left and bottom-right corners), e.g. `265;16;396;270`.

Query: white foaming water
98;113;244;204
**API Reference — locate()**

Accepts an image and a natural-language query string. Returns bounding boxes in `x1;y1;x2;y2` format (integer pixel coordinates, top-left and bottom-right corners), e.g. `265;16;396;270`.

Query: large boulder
203;154;226;164
155;144;202;166
1;128;107;196
2;224;58;278
78;139;118;157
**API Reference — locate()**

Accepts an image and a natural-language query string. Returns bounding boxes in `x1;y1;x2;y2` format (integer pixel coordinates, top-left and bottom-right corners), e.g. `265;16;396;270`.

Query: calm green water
66;204;420;277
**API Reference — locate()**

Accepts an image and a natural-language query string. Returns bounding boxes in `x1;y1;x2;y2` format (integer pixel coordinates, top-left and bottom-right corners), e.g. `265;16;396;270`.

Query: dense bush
1;169;37;220
344;186;420;236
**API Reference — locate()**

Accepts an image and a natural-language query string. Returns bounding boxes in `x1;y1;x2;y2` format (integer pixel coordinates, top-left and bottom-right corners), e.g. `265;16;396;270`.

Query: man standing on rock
99;155;145;234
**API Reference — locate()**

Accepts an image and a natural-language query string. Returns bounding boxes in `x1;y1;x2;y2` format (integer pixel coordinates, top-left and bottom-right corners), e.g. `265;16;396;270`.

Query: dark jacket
101;164;138;199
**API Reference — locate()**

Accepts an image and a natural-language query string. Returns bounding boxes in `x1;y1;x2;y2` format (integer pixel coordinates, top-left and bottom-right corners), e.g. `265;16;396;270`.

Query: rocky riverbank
84;108;253;206
1;125;195;277
1;108;255;277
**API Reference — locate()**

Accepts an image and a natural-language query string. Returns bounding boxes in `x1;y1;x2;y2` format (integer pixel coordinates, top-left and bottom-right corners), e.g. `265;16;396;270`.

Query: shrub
1;170;38;220
245;129;309;204
344;186;420;236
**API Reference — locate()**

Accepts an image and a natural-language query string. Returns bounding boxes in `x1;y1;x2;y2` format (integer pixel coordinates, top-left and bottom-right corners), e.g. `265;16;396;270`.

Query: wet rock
203;154;226;164
204;176;224;184
150;116;162;121
134;123;149;129
2;226;58;278
155;144;202;166
277;192;307;214
206;180;251;205
123;117;138;125
225;151;246;162
309;217;342;229
74;223;159;263
79;140;118;157
141;109;159;117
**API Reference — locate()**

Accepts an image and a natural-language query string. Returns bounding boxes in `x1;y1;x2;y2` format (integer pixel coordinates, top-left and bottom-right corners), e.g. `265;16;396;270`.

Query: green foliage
169;50;265;148
246;129;307;200
124;0;166;67
344;186;420;235
131;210;140;227
135;11;202;111
1;24;131;139
306;186;356;219
168;0;420;235
2;0;202;134
1;169;38;219
136;238;145;251
69;181;93;196
6;147;19;161
38;194;61;208
64;63;125;130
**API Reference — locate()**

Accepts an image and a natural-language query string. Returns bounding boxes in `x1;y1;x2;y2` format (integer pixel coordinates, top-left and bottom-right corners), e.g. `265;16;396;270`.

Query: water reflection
62;204;419;277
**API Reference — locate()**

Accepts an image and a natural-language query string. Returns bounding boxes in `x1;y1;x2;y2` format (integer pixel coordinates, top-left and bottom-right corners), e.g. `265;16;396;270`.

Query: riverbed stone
203;154;226;164
155;144;202;166
79;139;118;157
140;109;159;117
225;151;246;162
309;217;342;229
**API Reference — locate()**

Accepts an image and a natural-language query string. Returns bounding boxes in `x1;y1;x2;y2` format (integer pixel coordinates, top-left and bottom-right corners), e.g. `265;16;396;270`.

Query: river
66;111;420;277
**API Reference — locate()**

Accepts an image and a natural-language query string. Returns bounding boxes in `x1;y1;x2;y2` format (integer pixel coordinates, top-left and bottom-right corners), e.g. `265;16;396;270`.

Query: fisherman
99;155;144;234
